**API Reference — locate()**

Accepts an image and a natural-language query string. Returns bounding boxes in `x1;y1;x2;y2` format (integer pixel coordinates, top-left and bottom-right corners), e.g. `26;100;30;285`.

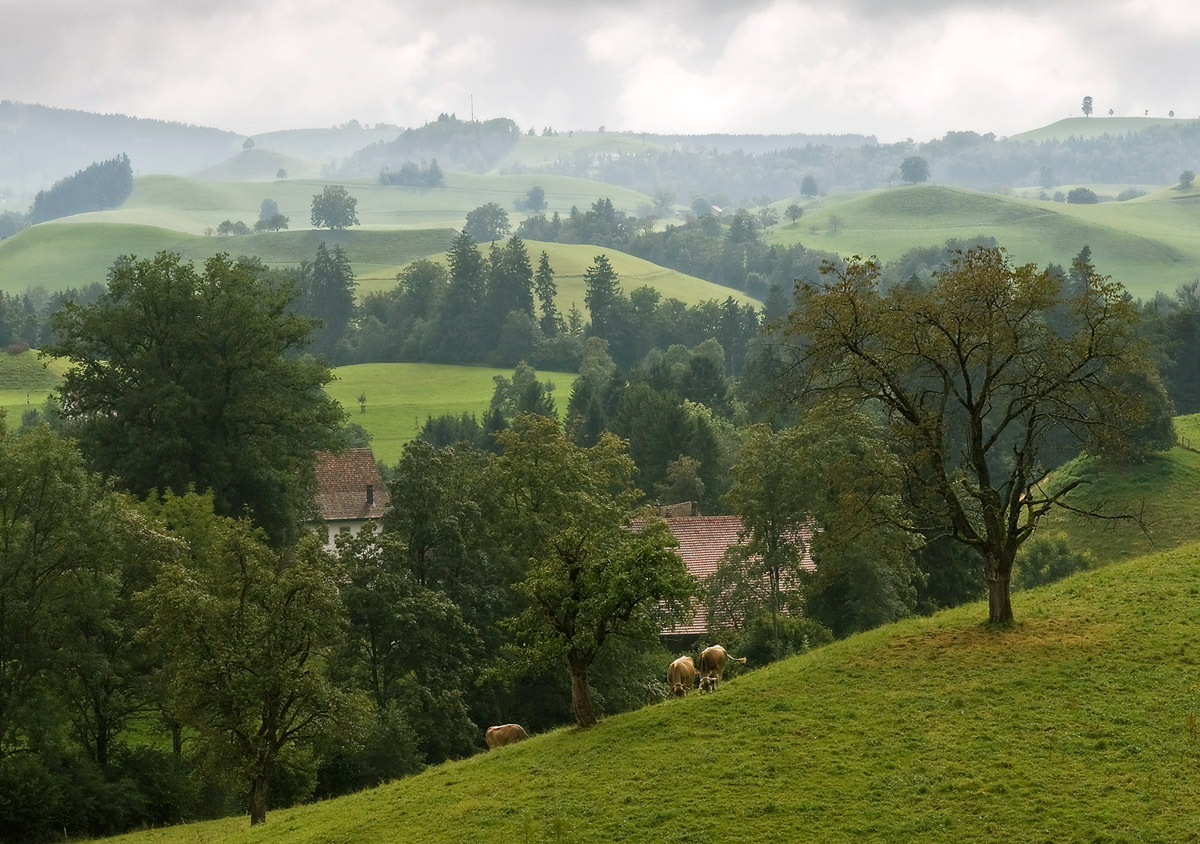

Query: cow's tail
732;656;747;664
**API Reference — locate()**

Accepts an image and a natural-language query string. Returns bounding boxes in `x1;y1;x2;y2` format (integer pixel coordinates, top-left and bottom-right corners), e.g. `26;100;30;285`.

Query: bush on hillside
1013;532;1094;590
1067;187;1099;204
728;613;834;666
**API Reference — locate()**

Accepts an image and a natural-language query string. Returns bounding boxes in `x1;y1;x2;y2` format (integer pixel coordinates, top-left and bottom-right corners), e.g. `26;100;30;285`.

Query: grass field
770;184;1200;299
97;537;1200;843
0;349;66;427
1037;420;1200;564
60;171;652;235
1008;116;1199;143
327;363;578;465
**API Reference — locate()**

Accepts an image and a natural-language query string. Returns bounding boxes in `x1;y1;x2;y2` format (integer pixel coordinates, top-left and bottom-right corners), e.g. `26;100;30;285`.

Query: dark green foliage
310;184;360;230
801;175;819;196
0;210;27;239
584;254;622;338
297;243;357;362
341;115;519;175
726;613;833;667
1067;186;1099;204
464;202;511;243
1013;532;1094;590
379;158;444;187
29;154;133;224
900;155;930;184
1181;169;1196;189
45;251;344;543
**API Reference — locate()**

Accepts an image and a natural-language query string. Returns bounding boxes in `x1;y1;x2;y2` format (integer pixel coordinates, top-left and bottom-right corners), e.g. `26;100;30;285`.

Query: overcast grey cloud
1;0;1195;140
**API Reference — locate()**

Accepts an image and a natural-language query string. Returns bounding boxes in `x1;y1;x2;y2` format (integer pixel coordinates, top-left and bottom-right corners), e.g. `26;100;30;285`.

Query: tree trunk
171;721;182;757
250;773;270;826
987;568;1014;625
568;661;596;728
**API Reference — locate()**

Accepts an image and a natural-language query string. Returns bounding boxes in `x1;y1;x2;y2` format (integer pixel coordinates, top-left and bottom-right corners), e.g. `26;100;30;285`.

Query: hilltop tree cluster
28;153;133;223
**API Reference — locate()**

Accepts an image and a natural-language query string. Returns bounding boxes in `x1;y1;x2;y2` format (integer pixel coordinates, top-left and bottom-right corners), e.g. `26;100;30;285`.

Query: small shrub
1117;188;1147;201
1014;532;1094;590
1067;187;1099;204
5;341;29;355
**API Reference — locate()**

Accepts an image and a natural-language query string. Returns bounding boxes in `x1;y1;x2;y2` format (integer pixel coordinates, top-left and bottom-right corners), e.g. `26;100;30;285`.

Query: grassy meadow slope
327;363;578;465
100;541;1200;844
0;350;67;427
1040;419;1200;564
62;172;651;235
1008;116;1199;143
771;184;1200;298
0;222;456;294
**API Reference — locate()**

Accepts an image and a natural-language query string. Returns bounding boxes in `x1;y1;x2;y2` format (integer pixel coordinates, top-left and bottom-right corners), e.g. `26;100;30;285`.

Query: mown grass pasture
322;362;579;465
96;538;1200;843
58;171;653;235
771;184;1200;298
0;349;66;428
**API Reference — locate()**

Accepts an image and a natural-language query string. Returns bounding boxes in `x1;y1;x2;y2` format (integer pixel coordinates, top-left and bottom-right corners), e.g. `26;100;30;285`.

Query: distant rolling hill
27;171;653;236
1009;116;1200;143
770;183;1200;299
192;148;324;182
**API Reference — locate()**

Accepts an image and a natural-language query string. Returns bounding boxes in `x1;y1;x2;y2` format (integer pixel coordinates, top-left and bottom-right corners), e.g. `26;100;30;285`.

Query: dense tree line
28;153;133;223
517;197;840;300
341;114;521;176
378;158;444;187
536;124;1200;204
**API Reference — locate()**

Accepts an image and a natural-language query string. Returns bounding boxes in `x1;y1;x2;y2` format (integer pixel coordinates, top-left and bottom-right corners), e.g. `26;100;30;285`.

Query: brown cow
667;656;697;697
697;644;746;691
485;724;529;749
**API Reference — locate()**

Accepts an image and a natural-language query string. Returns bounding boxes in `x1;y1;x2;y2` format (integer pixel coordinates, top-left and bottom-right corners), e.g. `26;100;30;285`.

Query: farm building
659;514;815;639
313;448;390;549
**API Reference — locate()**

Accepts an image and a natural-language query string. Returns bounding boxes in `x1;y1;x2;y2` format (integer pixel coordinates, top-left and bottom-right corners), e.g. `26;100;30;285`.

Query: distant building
313;448;390;549
659;514;814;640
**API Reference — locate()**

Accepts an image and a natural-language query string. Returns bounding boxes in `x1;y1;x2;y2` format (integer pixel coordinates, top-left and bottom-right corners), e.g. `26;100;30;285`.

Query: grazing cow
667;656;697;697
485;724;529;749
697;644;746;691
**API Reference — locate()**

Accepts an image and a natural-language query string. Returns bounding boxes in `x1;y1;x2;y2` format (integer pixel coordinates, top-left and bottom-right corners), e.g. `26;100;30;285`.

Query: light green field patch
0;350;67;429
327;363;578;465
770;184;1200;298
192;148;323;182
58;172;651;237
1008;116;1199;143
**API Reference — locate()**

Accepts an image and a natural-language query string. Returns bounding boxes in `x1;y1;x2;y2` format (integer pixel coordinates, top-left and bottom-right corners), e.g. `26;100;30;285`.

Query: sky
2;0;1196;142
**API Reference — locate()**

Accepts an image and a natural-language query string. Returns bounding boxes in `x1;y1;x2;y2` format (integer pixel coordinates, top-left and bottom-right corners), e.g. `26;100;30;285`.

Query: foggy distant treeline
0;101;241;193
339;114;521;176
541;124;1200;202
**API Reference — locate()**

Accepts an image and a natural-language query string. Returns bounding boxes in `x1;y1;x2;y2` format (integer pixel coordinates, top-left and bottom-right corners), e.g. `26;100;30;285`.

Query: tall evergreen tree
534;251;561;337
438;232;488;361
583;254;621;339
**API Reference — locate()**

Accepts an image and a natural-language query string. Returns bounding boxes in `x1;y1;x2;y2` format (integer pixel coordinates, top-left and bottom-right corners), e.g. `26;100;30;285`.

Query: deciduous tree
46;252;345;542
780;246;1169;624
493;415;695;727
310;184;360;230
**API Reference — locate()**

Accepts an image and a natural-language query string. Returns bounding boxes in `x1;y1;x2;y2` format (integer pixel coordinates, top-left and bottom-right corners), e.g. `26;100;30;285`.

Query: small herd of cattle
485;645;745;749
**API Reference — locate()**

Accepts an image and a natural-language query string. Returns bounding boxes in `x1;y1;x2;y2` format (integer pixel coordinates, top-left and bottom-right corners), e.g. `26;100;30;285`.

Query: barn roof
660;515;814;638
314;449;390;522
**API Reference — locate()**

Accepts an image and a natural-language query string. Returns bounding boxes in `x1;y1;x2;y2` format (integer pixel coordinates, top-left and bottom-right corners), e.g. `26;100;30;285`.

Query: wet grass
96;539;1200;844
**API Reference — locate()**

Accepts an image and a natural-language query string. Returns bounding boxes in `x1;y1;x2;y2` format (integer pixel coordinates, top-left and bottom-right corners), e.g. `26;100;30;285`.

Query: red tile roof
660;515;814;637
314;449;390;522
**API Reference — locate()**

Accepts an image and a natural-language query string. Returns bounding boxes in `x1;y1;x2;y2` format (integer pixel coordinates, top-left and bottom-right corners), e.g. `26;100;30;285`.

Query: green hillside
249;126;404;163
56;172;651;235
99;539;1200;843
0;350;66;425
1039;418;1200;564
192;148;323;181
1009;116;1199;143
772;184;1200;298
328;363;578;465
0;222;456;294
